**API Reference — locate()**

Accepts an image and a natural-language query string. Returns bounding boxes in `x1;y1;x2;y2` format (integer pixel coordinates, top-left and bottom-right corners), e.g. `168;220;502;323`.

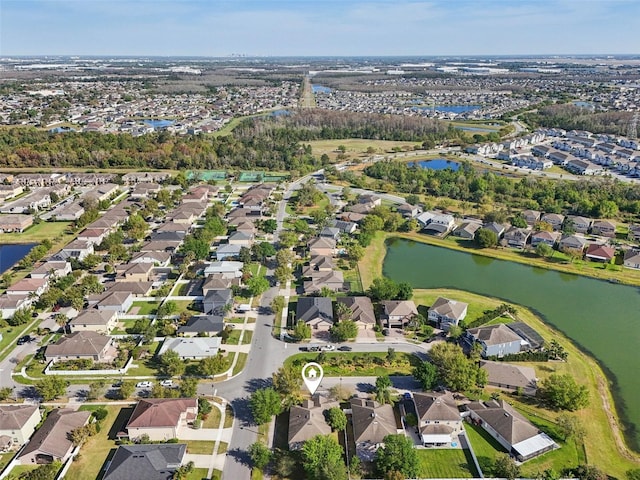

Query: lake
455;126;496;133
383;238;640;450
408;159;460;171
312;85;331;93
0;244;36;275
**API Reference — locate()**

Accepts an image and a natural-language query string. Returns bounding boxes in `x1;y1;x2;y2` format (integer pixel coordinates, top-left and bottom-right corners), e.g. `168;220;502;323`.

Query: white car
320;344;335;351
160;380;173;387
136;381;153;388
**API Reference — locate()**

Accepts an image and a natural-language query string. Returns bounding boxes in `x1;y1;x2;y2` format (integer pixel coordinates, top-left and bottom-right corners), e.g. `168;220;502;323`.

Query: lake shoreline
358;232;640;471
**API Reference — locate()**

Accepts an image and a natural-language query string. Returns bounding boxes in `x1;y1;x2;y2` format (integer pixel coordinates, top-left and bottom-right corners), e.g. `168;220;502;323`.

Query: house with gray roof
158;337;222;360
480;360;537;396
540;213;565;231
288;395;338;450
45;331;115;363
350;398;398;460
464;324;524;358
177;315;224;337
624;249;640;269
319;226;341;240
558;234;588;252
502;226;532;248
482;222;506;238
466;400;557;461
380;300;418;329
0;405;41;448
68;309;118;334
521;210;541;226
453;221;481;240
427;297;468;331
296;297;334;332
413;391;462;446
215;243;242;260
591;219;617;237
203;288;233;315
303;270;348;295
102;444;187;480
567;215;592;234
530;230;561;247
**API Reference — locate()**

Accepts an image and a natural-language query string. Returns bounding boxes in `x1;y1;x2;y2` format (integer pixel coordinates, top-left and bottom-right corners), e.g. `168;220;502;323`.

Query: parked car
320;344;335;351
403;392;413;400
308;346;320;352
136;381;153;388
337;346;352;351
111;381;123;388
16;335;33;345
160;380;173;388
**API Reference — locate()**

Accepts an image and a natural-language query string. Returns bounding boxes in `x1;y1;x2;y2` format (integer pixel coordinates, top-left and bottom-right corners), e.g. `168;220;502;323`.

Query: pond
383;238;640;450
0;244;36;275
143;119;175;128
408;159;460;171
312;85;331;93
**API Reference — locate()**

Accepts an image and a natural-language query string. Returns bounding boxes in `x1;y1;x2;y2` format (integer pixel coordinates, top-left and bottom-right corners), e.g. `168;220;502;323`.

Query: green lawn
224;404;234;428
186;440;216;455
203;404;222;428
415;449;477;478
173;300;200;315
227;317;246;324
0;221;72;243
128;301;160;315
225;329;242;345
232;352;248;376
217;441;228;454
186;468;209;480
284;352;420;376
241;330;253;345
65;405;123;480
0;317;41;363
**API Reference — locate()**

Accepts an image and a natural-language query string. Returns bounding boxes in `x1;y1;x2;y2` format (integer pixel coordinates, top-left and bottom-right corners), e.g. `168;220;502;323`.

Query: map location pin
301;362;324;395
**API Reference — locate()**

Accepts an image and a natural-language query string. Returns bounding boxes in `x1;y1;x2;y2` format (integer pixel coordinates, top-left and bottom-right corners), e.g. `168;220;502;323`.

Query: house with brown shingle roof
350;398;398;460
288;395;338;450
480;360;538;396
126;398;198;441
428;297;468;331
45;331;115;363
413;391;462;446
18;409;91;464
591;219;617;237
336;296;376;330
380;300;418;329
466;399;558;461
68;309;118;334
0;405;41;447
540;213;565;231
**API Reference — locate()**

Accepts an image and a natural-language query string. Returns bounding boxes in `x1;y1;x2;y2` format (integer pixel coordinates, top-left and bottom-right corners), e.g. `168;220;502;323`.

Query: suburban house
102;444;188;480
106;282;154;298
305;255;335;273
336;296;376;330
567;215;592;234
0;295;30;319
29;261;71;280
558;234;588;252
0;405;41;448
6;278;48;297
296;297;334;332
502;227;531;248
203;288;233;315
480;360;538;396
288;395;338;451
202;275;234;293
308;237;336;257
126;398;198;442
623;249;640;269
95;290;134;314
117;262;154;282
396;203;421;218
585;244;616;263
350;398;398;461
157;337;222;360
540;213;565;231
58;239;94;261
413;391;463;447
464;324;524;358
227;231;254;247
482;222;506;238
45;331;115;363
329;219;358;235
530;230;561;247
521;210;541;225
68;309;118;334
466;400;558;461
380;300;418;329
453;221;481;240
204;261;243;279
0;214;33;233
427;297;468;331
177;315;224;337
591;219;617;237
422;213;455;235
319;226;341;240
77;228;109;247
303;270;347;295
18;409;91;464
215;244;242;260
628;224;640;242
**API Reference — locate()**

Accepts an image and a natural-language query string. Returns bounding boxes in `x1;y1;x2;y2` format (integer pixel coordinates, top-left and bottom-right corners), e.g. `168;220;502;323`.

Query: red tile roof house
126;398;198;442
584;244;616;263
18;409;91;465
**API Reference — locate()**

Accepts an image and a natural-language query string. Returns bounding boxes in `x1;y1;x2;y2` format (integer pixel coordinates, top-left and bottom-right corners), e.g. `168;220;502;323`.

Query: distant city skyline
1;0;639;57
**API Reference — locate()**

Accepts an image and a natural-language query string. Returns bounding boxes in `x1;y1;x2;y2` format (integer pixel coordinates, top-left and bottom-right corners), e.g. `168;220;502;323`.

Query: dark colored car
337;346;352;351
17;335;33;345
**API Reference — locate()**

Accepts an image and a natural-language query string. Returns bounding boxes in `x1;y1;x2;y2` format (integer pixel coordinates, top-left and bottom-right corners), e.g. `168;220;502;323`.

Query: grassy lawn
0;221;72;243
0;317;41;363
173;300;200;315
307;139;421;161
227;317;246;324
342;267;364;294
217;441;228;454
415;449;476;478
241;330;253;345
232;352;248;376
65;405;123;480
128;301;160;315
186;468;209;480
224;404;234;428
185;440;215;455
284;352;420;376
225;329;242;345
8;465;39;477
203;404;222;428
211;469;222;480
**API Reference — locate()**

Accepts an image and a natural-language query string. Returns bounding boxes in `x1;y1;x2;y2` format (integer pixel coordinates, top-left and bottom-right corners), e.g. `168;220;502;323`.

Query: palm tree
55;313;69;334
335;302;352;322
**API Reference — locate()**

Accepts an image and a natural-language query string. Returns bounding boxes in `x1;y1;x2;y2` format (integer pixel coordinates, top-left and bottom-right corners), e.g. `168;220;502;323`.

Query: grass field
232;352;248;376
185;440;216;455
0;221;72;244
412;289;510;326
307;139;422;161
128;301;160;315
284;351;420;376
65;405;123;480
186;468;209;480
415;449;477;478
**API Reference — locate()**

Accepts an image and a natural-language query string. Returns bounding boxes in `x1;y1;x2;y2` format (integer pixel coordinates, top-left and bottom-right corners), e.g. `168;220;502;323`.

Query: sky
1;0;639;57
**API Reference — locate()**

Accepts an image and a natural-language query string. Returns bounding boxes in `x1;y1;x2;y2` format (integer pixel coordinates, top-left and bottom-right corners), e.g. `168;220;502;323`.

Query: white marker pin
301;362;324;395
